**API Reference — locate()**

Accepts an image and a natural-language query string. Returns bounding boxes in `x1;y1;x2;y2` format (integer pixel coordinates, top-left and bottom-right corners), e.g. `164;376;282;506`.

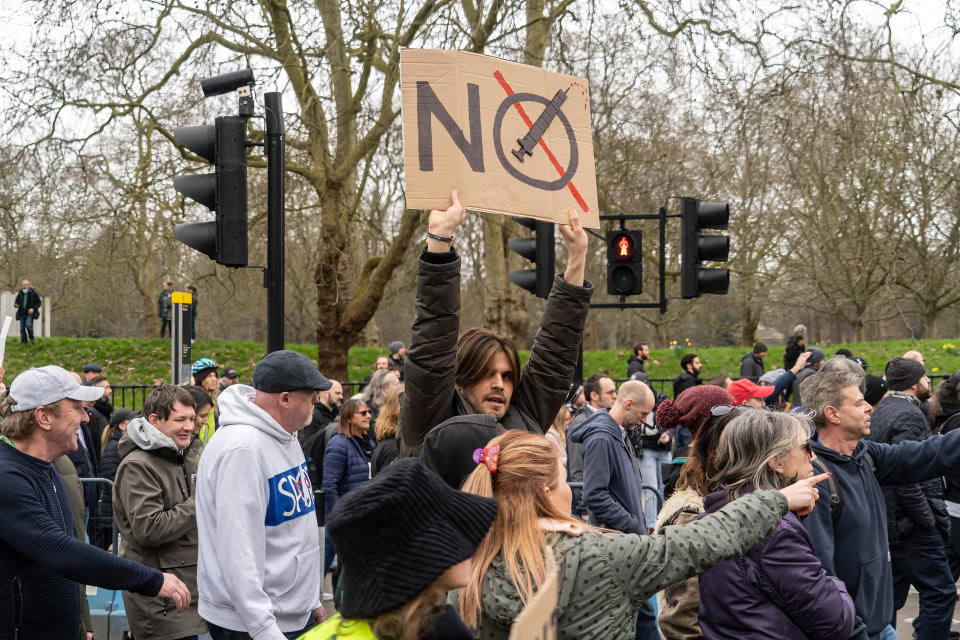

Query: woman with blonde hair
697;411;858;639
455;430;828;639
371;385;403;476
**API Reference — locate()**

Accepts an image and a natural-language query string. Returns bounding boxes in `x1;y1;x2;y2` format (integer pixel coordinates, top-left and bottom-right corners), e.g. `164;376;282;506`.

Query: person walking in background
158;280;173;338
627;341;651;380
187;284;198;341
387;341;406;380
14;279;41;345
867;358;955;640
112;385;207;639
196;350;330;639
784;324;807;370
738;342;767;380
673;354;702;399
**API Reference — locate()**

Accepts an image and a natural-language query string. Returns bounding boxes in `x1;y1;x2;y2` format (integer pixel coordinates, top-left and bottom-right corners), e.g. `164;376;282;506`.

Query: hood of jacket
654;487;703;532
567;409;621;445
119;416;182;459
217;383;298;444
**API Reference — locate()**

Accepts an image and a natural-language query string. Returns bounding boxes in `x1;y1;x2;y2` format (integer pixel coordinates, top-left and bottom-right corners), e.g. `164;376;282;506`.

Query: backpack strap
811;457;842;525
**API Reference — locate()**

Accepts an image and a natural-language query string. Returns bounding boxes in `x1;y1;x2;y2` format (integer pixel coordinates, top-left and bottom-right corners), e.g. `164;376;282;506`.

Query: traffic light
680;197;730;298
606;230;643;295
508;218;555;298
173;116;249;267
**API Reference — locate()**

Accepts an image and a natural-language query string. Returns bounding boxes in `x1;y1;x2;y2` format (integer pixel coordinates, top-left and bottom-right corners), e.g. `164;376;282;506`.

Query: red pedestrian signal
606;230;642;295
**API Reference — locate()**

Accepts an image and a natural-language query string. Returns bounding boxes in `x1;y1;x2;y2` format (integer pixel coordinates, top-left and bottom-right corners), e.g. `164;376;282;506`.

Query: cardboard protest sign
401;49;600;229
508;552;559;640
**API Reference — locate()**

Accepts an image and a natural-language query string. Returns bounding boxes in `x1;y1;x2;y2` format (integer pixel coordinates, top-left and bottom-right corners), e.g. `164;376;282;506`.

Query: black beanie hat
864;375;887;406
885;357;927;392
327;458;497;619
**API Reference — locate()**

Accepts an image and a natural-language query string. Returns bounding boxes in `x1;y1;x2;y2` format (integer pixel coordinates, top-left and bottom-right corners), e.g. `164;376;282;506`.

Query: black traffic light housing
680;197;730;298
508;218;555;299
174;116;249;267
606;230;643;296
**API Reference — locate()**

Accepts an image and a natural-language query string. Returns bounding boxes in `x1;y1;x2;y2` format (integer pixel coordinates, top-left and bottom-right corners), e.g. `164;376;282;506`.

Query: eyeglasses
800;441;813;457
357;409;371;416
710;404;736;417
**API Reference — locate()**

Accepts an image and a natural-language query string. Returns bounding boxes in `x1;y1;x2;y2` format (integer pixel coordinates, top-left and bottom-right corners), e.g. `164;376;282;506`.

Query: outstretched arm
511;209;594;432
399;191;468;456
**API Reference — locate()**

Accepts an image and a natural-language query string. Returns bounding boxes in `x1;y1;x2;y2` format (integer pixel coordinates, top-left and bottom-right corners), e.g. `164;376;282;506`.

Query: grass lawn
3;336;960;390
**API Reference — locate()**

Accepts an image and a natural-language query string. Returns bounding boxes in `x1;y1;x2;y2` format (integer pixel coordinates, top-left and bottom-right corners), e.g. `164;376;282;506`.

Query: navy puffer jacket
322;433;370;517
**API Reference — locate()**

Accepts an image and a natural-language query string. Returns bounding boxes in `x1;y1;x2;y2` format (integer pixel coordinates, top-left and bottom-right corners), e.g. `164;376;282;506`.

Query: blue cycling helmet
192;357;217;375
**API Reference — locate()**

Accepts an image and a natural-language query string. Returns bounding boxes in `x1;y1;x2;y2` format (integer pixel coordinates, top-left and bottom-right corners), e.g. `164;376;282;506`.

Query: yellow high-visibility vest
296;614;378;639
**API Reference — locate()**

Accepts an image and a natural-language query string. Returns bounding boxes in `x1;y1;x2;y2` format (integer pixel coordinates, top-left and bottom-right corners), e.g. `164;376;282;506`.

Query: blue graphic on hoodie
265;462;315;526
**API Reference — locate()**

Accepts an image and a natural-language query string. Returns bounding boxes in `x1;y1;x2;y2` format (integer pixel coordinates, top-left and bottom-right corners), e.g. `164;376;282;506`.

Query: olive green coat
52;455;93;639
113;426;206;640
453;490;788;640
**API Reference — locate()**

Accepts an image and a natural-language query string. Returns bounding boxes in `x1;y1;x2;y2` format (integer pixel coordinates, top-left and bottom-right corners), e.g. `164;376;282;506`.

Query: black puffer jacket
399;248;593;456
866;394;948;543
939;405;960;504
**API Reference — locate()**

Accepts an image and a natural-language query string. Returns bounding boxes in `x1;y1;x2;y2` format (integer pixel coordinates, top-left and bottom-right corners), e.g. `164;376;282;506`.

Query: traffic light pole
590;209;677;312
264;92;285;353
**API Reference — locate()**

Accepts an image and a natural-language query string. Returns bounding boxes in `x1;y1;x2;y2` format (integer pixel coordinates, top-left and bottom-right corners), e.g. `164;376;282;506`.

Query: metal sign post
171;291;193;384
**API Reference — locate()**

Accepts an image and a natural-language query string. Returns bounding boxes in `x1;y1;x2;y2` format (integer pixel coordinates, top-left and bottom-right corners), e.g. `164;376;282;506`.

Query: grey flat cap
252;350;332;393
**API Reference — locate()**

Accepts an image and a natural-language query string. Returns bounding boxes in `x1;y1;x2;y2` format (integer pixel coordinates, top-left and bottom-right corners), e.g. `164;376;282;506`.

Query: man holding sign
398;189;592;458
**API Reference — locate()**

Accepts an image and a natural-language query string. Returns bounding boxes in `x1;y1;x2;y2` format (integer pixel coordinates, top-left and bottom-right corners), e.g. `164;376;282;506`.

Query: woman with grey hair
697;411;861;640
361;369;401;445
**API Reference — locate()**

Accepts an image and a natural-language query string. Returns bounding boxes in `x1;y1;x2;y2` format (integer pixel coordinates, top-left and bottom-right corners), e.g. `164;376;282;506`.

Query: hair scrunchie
473;444;500;473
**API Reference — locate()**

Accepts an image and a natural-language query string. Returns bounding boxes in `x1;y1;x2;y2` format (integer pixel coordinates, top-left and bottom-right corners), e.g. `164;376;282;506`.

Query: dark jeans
19;315;34;343
207;621;314;640
635;598;658;640
891;528;957;640
160;316;171;337
947;514;960;581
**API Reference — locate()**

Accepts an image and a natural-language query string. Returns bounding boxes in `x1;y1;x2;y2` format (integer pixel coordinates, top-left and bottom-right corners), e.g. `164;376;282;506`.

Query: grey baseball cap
9;366;104;412
252;350;332;393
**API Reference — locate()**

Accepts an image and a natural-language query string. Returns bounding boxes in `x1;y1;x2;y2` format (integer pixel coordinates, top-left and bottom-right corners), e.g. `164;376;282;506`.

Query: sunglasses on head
710;404;736;417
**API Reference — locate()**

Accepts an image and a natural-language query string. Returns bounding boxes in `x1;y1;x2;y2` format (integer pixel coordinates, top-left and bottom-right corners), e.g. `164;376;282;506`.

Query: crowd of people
5;192;960;640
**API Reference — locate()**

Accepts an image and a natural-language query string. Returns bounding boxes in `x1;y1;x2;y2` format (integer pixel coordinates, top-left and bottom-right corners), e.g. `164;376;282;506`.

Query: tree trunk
924;308;939;340
740;303;760;346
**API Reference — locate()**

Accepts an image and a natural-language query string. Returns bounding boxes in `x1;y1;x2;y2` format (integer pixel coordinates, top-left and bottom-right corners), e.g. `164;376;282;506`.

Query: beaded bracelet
426;230;454;243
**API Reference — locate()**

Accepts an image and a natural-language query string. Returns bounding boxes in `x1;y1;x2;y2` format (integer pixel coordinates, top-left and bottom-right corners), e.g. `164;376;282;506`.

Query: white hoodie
196;384;320;640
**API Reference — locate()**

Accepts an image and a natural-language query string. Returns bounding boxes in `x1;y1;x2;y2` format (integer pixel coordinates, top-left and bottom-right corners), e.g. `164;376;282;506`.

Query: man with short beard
399;190;591;457
866;358;955;640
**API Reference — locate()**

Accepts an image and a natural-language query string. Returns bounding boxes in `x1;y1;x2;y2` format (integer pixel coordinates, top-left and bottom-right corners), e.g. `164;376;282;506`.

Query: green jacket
453;490;788;640
51;456;93;639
